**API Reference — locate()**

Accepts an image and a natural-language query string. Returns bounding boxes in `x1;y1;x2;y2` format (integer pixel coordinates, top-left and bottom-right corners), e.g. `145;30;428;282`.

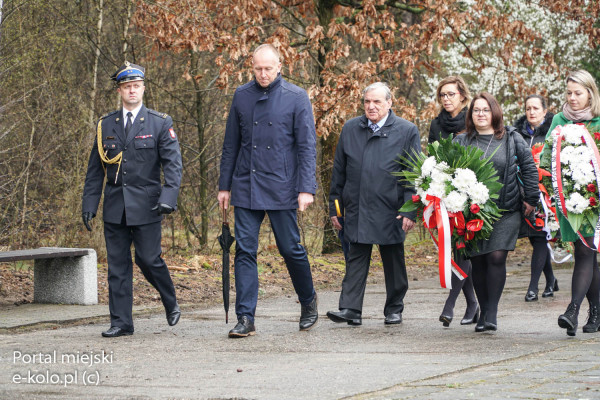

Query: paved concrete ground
1;263;599;400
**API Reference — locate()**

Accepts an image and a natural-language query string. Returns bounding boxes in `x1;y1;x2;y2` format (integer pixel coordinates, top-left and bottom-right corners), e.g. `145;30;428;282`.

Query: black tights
527;236;555;293
470;250;508;325
572;237;600;308
441;252;477;318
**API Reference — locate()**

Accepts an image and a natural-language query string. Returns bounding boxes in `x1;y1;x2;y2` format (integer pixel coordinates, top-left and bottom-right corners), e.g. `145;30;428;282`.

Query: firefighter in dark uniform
82;62;183;337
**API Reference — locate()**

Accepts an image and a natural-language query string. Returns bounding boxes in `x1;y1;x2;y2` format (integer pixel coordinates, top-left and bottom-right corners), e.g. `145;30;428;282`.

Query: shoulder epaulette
148;109;168;119
99;110;118;120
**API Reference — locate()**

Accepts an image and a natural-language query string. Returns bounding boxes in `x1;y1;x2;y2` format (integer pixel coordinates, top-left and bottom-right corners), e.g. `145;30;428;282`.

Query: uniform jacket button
267;146;271;149
254;121;258;125
268;122;272;126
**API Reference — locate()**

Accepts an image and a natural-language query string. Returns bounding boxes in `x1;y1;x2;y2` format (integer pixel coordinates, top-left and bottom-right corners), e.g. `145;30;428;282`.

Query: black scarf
438;107;467;135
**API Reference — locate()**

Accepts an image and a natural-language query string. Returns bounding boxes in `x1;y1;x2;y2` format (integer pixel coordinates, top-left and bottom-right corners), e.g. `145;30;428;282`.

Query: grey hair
363;82;392;101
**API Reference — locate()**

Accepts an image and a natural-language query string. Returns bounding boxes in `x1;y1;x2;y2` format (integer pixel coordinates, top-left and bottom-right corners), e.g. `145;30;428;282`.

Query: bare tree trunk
122;0;132;58
190;50;208;245
89;0;104;128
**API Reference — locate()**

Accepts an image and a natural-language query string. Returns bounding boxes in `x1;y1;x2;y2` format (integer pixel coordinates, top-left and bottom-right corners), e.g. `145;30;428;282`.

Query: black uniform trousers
339;242;408;316
104;215;177;331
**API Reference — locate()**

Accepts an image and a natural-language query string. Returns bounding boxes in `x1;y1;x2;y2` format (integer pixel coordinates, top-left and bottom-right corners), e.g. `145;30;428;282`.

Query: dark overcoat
329;111;421;245
82;105;182;226
218;74;317;210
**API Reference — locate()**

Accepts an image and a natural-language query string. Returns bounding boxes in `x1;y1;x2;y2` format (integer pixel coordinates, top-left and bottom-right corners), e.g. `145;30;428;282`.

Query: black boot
299;294;318;331
558;302;580;336
582;305;600;333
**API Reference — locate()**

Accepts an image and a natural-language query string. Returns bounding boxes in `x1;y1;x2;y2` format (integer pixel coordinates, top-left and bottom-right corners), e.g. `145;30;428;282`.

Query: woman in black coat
429;76;479;327
454;92;539;332
513;95;558;302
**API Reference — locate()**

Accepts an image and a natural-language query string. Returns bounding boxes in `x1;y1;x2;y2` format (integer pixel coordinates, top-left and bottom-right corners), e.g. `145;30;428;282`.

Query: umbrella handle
222;207;228;225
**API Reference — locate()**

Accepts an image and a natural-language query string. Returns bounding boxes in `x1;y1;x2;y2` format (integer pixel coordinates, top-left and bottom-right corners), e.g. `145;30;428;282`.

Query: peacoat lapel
109;110;126;145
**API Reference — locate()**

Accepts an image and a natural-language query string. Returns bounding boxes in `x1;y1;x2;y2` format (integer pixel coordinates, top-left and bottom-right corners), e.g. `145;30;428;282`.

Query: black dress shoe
167;305;181;326
460;306;479;325
439;314;452;327
326;309;362;325
228;316;256;338
385;313;402;324
525;291;538;302
542;279;559;297
558;302;579;336
299;294;318;331
102;326;133;338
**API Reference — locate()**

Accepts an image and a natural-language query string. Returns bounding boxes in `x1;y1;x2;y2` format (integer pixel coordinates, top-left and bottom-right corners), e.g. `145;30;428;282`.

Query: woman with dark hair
513;95;558;302
429;76;479;327
541;70;600;336
454;92;539;332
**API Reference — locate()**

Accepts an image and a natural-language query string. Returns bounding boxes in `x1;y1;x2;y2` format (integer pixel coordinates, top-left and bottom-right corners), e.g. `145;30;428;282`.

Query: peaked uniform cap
111;61;145;84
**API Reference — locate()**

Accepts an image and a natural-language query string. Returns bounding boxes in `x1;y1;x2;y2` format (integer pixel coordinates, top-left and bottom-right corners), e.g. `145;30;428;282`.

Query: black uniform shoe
582;305;600;333
326;309;362;325
299;294;318;331
167;305;181;326
542;279;559;297
102;326;133;338
525;291;538;302
228;316;256;338
558;302;579;336
385;313;402;324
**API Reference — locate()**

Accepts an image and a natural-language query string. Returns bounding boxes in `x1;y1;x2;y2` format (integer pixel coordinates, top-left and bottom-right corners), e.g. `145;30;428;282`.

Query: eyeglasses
439;92;456;100
473;108;491;115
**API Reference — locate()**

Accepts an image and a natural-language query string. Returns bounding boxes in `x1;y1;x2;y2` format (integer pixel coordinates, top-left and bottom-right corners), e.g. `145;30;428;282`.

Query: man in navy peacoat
327;82;420;326
82;62;183;337
218;44;318;338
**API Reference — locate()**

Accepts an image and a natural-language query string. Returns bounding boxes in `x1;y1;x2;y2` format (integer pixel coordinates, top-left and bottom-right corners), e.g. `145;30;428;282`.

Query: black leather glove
152;203;174;215
82;212;95;232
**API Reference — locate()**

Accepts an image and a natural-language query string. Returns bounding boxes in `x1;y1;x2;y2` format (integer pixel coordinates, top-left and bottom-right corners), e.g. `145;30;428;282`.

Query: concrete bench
0;247;98;305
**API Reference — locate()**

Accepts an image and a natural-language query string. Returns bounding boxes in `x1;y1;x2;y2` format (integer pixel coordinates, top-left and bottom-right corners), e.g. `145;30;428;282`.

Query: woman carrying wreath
540;70;600;336
454;92;539;332
513;95;558;302
429;76;479;327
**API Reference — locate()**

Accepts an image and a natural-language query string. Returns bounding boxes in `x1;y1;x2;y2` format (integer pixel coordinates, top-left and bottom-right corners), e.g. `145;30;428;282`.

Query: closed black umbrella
218;208;235;323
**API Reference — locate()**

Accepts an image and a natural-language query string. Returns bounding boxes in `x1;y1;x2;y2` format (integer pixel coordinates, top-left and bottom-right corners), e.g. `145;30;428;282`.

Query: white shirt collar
122;104;143;128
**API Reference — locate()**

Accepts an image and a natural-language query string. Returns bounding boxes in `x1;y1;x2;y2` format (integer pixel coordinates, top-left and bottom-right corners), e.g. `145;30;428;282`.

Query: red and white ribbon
423;195;467;289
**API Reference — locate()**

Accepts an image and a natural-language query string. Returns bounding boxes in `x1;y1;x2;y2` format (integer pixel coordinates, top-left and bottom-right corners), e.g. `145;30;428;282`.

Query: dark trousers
339;242;408;316
233;207;315;322
104;219;177;331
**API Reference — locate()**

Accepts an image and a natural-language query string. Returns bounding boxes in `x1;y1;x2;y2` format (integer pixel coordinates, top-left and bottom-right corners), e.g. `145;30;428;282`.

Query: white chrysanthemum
426;180;447;199
421;156;437;176
432;171;452;185
452;168;478;192
563;125;586;145
434;161;450;174
565;192;588;214
547;218;560;232
560;145;575;165
468;182;490;205
571;162;595;186
444;191;468;213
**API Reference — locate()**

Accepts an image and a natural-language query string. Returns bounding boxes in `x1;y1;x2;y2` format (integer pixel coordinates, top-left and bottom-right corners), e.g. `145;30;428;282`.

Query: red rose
590;197;597;206
587;184;597;193
594;132;600;141
456;241;466;249
412;195;420;203
470;204;480;214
